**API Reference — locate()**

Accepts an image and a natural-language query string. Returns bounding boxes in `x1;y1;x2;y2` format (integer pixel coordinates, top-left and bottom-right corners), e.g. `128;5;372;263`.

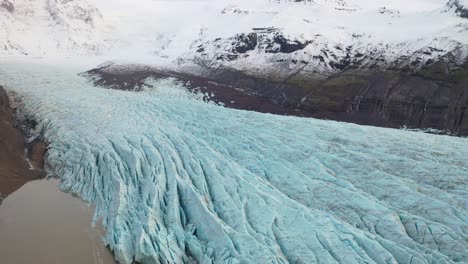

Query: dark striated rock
80;65;166;91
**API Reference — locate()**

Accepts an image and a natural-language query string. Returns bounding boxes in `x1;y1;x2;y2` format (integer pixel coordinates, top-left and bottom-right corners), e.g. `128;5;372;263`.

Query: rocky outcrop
447;0;468;18
81;64;301;115
83;58;468;136
194;28;312;62
179;10;468;136
0;0;14;12
267;34;312;54
0;86;45;203
191;57;468;135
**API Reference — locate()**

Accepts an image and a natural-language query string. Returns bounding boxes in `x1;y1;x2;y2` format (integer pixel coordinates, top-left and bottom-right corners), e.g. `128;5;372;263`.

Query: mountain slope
161;0;468;134
170;0;468;75
0;0;109;56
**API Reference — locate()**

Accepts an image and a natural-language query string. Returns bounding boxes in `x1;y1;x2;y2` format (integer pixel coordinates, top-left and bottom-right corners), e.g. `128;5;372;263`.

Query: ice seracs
0;61;466;264
1;1;468;263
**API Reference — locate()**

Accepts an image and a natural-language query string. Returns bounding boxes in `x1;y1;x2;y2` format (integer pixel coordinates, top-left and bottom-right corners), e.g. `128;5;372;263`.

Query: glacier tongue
0;61;467;264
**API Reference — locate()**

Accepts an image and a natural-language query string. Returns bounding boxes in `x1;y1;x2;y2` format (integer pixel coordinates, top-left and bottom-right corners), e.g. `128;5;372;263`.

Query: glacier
0;61;467;264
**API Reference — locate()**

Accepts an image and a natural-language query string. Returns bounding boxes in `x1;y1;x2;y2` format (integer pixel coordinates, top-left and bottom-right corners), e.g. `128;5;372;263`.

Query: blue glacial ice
0;61;467;264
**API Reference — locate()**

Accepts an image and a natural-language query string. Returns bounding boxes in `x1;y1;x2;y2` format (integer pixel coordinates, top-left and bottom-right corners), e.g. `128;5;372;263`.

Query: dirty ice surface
0;61;467;264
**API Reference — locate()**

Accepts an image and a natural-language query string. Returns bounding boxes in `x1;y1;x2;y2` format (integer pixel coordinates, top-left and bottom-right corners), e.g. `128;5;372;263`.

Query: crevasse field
0;61;467;264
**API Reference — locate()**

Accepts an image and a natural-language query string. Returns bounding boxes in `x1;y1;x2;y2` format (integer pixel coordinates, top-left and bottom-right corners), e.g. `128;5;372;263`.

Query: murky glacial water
0;179;116;264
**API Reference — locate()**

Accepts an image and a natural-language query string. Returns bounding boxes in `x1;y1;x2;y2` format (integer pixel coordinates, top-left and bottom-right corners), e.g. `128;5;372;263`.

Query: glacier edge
0;62;467;264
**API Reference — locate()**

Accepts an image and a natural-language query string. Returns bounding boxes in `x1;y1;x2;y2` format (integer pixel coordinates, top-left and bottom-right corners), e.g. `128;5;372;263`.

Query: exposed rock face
190;57;468;135
179;3;468;136
194;28;312;62
447;0;468;18
233;33;257;54
81;64;302;116
268;34;311;54
83;58;468;136
0;86;45;203
0;0;14;12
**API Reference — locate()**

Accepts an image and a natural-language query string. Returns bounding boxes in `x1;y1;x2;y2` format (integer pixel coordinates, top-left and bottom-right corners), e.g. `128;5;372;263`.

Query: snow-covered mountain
0;0;109;57
2;0;467;69
164;0;468;78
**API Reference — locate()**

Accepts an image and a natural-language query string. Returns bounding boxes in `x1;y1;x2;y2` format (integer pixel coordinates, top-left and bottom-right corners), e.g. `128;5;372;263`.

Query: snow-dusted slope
1;61;467;264
163;0;468;77
84;0;468;73
0;0;109;57
448;0;468;18
2;0;467;72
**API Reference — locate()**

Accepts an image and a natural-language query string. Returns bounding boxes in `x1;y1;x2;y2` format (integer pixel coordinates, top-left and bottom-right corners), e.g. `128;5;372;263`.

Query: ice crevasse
0;62;467;264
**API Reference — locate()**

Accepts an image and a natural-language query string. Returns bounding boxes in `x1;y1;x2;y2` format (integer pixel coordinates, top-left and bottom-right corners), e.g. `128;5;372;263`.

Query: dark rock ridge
0;0;14;12
81;64;301;116
185;23;468;136
195;28;312;61
447;0;468;18
269;34;312;54
193;58;468;136
83;57;468;136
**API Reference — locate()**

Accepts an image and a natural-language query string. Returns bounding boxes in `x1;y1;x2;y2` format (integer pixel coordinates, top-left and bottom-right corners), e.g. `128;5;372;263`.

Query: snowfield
0;61;466;264
2;0;468;73
0;0;110;57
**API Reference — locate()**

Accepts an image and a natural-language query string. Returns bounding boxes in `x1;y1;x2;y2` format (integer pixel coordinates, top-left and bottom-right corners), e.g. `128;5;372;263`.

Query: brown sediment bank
0;85;45;202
